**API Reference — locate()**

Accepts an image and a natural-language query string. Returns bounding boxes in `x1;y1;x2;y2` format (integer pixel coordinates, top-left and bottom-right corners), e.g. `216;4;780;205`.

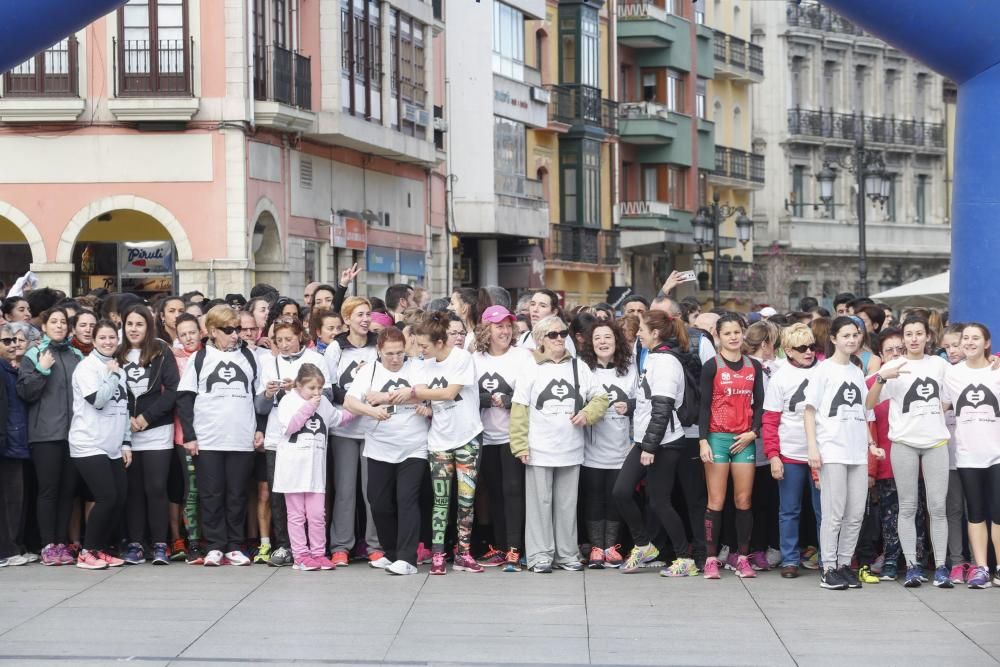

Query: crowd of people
0;268;998;591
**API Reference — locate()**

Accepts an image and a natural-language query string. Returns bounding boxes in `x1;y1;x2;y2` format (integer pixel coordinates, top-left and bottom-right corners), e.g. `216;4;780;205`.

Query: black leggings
32;441;78;546
74;455;127;552
959;464;1000;524
126;449;173;544
366;457;425;565
264;449;289;548
750;465;780;552
478;443;526;552
581;466;620;548
613;445;690;554
0;459;25;558
195;450;254;553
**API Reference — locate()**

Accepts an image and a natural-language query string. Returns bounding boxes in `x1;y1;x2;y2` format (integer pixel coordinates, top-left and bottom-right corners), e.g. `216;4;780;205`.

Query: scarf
71;336;94;356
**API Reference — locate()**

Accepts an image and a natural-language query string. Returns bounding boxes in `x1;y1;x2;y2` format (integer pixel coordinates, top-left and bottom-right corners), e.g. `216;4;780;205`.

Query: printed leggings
176;445;200;541
428;441;480;555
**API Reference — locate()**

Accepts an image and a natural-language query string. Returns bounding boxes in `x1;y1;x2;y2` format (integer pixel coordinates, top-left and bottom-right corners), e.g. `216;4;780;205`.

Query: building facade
0;0;445;301
751;0;950;310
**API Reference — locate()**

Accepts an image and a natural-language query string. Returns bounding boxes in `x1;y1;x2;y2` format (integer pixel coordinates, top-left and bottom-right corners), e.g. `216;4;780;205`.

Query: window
665;0;676;14
493;1;525;81
885;174;896;221
915;73;928;121
642;167;657;201
666;71;684;113
118;0;190;95
559;13;576;85
853;65;866;112
582;140;600;227
341;0;382;119
790;56;803;108
822;61;835;109
559;6;598;87
273;0;287;47
916;175;927;223
792;165;805;217
884;69;896;117
560;139;601;227
494;116;526;194
642;72;656;102
668;166;686;209
694;0;705;24
3;37;78;97
696;78;706;119
580;8;599;87
390;11;427;134
562;153;577;224
732;107;743;146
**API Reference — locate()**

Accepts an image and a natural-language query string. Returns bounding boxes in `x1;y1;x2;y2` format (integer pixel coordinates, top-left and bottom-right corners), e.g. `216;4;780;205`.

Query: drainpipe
246;0;255;128
609;0;620;290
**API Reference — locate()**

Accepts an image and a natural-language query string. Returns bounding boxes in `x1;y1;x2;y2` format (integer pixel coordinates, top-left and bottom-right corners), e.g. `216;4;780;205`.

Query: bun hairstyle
743;319;779;356
295;362;326;386
641;310;688;350
377;325;406;348
414;310;451;345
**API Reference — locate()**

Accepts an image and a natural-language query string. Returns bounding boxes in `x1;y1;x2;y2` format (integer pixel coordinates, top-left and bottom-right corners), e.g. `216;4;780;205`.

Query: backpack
661;347;701;428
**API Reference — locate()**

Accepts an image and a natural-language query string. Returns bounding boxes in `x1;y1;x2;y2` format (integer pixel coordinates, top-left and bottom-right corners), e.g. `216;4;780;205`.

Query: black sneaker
839;565;862;589
820;567;848;590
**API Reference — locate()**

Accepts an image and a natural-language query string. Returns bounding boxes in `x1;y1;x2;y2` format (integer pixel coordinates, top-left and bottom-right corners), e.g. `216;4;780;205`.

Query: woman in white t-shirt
399;311;484;575
762;323;821;577
517;289;576;357
346;327;430;576
70;320;131;570
471;306;532;571
118;305;179;566
805;316;882;591
449;288;480;351
510;315;608;573
944;323;1000;589
866;315;951;588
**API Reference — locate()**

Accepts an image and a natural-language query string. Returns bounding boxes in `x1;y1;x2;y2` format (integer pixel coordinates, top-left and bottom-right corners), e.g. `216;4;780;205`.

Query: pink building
0;0;447;300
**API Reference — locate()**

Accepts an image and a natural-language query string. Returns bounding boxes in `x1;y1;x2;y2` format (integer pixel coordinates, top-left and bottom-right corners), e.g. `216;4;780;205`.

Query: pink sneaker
416;542;433;565
76;549;108;570
703;557;721;579
748;551;770;571
41;543;61;566
453;553;484;573
314;555;336;571
735;555;757;578
430;552;446;575
96;551;124;567
294;556;319;571
723;552;741;571
950;563;970;584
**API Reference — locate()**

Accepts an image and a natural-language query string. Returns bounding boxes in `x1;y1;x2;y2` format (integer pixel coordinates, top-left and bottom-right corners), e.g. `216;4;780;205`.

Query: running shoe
203;550;225;567
369;555;392;569
933;565;954;588
820;568;848;590
225;550;251;566
151;543;170;565
702;557;722;580
871;553;885;575
530;561;553;574
253;542;272;565
454;553;485;573
748;551;770;571
735;555;756;578
723;551;741;572
587;546;605;569
603;545;624;568
328;551;347;567
97;551;124;567
0;558;10;568
621;543;659;574
5;555;28;567
76;549;108;570
880;562;898;581
857;565;880;584
416;542;432;565
503;548;522;573
478;545;507;568
123;542;145;565
269;546;292;567
967;566;992;589
801;546;820;570
994;566;1000;587
366;549;386;565
186;545;206;566
64;544;80;563
170;539;187;562
294;557;320;571
661;557;698;578
557;560;584;572
717;544;731;564
430;552;446;575
903;565;924;587
949;563;969;584
839;565;862;589
23;552;39;564
352;543;370;561
314;555;336;571
766;547;783;568
386;559;419;575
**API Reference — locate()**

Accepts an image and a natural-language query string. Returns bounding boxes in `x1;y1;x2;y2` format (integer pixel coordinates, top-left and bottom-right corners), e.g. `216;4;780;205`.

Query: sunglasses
545;329;570;340
218;326;243;335
0;337;15;346
790;344;819;354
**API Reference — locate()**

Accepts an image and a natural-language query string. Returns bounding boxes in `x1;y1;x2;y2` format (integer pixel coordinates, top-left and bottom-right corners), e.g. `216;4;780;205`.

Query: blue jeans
778;461;821;567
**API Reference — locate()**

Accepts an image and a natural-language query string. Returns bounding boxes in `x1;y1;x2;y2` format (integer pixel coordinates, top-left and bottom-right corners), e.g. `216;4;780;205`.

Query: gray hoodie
17;336;83;444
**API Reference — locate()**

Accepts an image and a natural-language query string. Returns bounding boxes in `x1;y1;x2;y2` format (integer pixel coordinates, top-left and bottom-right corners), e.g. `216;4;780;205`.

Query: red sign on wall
330;215;368;250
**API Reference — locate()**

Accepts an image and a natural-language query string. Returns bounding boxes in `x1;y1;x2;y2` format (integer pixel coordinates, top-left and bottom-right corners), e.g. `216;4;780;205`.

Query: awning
870;271;949;308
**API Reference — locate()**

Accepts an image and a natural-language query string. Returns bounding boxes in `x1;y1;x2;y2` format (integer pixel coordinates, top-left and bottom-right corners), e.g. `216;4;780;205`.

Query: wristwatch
875;373;887;385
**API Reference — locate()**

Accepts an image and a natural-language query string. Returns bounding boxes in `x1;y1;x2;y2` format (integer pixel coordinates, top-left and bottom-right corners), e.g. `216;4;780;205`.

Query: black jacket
126;341;179;430
639;343;679;453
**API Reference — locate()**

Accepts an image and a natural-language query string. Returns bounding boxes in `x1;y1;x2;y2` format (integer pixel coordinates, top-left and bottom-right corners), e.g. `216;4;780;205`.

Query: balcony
495;174;549;239
109;36;198;122
713;31;763;82
697;257;765;294
618;200;699;249
546;225;620;266
787;107;946;151
618;101;681;145
617;0;688;51
711;146;764;189
0;36;84;122
772;217;951;257
254;45;314;132
546;84;617;135
786;1;866;37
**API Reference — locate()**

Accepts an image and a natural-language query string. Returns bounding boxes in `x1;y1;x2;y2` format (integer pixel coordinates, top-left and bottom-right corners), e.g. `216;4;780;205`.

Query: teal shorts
708;432;756;464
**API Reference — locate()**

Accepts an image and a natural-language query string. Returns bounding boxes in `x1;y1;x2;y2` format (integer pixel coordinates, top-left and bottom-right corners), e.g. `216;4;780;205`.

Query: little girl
274;363;349;571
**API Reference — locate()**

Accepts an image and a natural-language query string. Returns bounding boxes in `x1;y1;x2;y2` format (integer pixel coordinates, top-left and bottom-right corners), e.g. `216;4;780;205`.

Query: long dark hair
116;305;164;367
579;321;632;377
451;288;481;328
156;295;185;340
265;297;301;338
827;315;863;369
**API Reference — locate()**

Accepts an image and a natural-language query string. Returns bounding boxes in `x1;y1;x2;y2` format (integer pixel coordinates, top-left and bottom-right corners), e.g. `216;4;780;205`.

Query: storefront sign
330;214;368;250
119;241;174;274
399;250;426;277
366;245;397;274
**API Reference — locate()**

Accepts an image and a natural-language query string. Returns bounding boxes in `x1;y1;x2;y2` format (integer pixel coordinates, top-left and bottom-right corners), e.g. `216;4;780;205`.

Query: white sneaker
718;545;731;564
766;547;783;568
369;556;392;569
386;559;418;575
23;552;39;564
204;550;225;566
5;555;29;566
225;550;251;566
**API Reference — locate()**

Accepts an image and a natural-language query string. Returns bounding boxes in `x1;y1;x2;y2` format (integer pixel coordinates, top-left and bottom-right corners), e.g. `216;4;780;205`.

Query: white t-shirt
586;364;637;469
418;347;483;452
177;345;259;452
762;361;819;463
69;354;130;459
473;347;532;446
804;358;874;465
879;355;950;447
943;362;1000;469
273;391;343;493
634;351;685;448
258;348;330;451
513;357;602;467
123;348;173;451
753;356;780;466
347;359;429;463
324;337;379;439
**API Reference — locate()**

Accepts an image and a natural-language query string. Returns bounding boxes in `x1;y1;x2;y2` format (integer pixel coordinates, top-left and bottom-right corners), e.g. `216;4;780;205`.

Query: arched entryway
251;197;288;294
0;203;46;292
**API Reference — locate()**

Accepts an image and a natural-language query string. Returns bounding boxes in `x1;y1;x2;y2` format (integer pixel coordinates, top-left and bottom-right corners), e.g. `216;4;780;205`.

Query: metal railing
114;36;193;96
617;0;667;21
714;31;763;76
3;36;78;97
546;84;617;134
786;1;866;36
547;225;620;265
748;43;763;75
495;173;545;200
787;107;946;149
714;146;765;184
254;44;311;109
704;258;765;292
618;200;672;217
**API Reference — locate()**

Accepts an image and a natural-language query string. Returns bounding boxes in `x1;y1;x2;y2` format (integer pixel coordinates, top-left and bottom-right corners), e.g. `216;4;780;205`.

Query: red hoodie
172;341;200;445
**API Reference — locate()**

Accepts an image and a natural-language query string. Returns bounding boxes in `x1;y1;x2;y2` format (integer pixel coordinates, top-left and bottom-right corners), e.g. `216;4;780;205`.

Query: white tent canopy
870;270;949;308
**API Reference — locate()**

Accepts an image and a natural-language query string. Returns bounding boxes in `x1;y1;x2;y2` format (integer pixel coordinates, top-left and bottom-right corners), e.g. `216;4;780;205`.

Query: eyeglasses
790;344;819;354
545;329;570;340
218;326;243;335
0;338;14;346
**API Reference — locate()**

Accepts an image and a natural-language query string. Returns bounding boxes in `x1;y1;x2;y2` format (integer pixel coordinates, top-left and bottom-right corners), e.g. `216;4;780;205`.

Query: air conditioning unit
433;116;448;132
403;103;418;122
418;110;430;126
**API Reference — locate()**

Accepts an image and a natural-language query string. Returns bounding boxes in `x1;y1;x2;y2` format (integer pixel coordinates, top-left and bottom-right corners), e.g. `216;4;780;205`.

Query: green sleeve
580;392;609;426
509;403;530;458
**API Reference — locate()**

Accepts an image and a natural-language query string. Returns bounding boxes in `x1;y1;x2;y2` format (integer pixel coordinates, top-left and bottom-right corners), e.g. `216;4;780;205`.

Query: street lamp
817;137;890;297
693;190;752;307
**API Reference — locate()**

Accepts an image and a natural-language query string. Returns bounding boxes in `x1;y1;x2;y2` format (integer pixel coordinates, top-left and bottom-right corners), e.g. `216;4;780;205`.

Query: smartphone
677;270;698;283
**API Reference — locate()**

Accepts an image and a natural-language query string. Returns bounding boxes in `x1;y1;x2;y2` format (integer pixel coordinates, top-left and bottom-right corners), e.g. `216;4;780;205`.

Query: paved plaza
0;563;997;666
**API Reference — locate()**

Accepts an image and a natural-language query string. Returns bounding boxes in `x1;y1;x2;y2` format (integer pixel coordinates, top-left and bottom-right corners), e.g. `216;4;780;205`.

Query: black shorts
253;451;268;483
